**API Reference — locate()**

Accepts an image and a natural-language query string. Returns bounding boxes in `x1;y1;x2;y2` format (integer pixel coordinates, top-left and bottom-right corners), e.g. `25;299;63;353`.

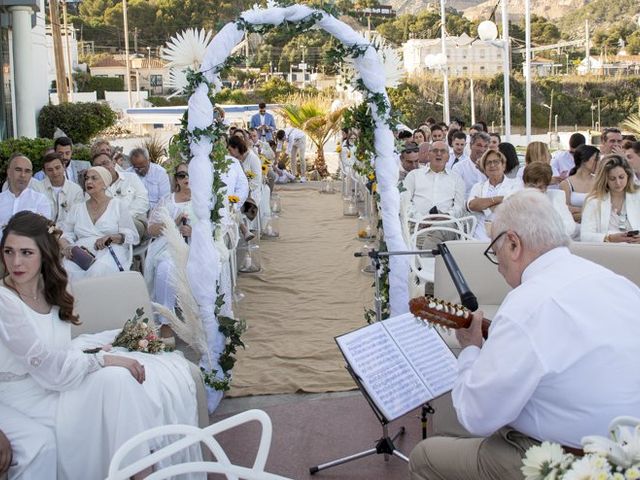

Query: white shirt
107;171;150;218
284;127;306;155
0;188;52;229
451;158;487;199
32;178;84;225
127;163;170;210
220;157;249;209
241;150;263;200
546;189;578;238
551;150;575;178
403;166;466;218
467;176;521;240
453;247;640;447
447;152;470;170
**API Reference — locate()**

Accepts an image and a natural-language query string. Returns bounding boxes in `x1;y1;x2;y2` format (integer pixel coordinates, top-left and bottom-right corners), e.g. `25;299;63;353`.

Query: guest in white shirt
550;132;586;179
92;152;149;239
274;161;296;184
221;155;250;209
488;132;500;151
127;147;170;210
447;131;469;170
0;154;51;229
34;136;90;185
452;131;489;198
409;189;640;480
522;162;577;238
228;135;262;203
276;127;307;181
558;144;599;223
467;150;521;240
581;154;640;243
403;141;466;219
32;152;84;225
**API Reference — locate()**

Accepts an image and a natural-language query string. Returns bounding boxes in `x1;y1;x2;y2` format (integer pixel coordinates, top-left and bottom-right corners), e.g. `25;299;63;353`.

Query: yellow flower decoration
336;145;342;153
372;182;377;193
368;173;375;181
245;169;256;179
261;164;268;175
228;195;240;204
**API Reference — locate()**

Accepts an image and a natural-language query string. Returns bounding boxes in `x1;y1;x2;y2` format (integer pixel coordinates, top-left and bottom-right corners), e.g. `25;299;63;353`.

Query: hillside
463;0;587;21
557;0;640;37
386;0;482;15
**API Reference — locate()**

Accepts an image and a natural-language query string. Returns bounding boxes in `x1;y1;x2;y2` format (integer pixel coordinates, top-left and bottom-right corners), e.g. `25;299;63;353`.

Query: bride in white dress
0;211;201;479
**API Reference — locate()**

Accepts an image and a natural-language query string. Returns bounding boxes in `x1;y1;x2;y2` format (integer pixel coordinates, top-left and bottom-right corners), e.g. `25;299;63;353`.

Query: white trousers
289;138;306;177
153;258;175;325
0;402;56;480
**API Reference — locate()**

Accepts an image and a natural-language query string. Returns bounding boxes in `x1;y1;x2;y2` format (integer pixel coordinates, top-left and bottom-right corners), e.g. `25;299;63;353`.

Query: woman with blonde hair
580;155;640;243
517;141;562;186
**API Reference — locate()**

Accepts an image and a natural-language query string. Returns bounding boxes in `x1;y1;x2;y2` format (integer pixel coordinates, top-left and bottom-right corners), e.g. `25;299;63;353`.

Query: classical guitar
409;296;491;339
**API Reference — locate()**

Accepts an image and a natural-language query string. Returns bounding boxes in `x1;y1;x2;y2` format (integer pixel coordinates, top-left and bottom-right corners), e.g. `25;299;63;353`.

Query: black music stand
309;364;409;475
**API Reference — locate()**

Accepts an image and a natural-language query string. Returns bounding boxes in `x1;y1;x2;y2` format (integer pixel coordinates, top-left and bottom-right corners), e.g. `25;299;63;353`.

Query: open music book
335;313;458;422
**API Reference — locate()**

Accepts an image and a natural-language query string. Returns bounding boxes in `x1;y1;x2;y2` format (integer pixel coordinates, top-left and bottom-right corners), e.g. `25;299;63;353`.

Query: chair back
71;271;153;337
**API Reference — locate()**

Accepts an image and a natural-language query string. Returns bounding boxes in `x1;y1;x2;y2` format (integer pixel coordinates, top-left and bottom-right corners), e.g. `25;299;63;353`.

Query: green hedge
0;137;54;182
38;102;117;144
81;76;125;100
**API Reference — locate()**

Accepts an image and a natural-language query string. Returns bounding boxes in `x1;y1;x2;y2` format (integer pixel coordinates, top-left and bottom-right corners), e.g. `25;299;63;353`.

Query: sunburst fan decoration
162;28;213;95
338;33;405;89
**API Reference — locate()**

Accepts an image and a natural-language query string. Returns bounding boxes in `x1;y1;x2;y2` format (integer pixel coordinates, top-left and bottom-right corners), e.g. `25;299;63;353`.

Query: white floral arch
184;4;410;411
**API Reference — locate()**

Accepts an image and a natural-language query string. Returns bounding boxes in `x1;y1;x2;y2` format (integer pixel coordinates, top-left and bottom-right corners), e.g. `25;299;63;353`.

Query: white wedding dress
0;286;202;480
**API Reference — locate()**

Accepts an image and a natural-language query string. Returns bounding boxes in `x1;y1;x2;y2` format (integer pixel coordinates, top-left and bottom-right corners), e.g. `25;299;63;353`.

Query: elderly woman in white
581;155;640;243
59;166;139;282
467;150;522;240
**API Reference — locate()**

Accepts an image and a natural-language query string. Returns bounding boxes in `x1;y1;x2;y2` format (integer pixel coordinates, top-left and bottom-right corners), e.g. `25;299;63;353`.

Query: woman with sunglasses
144;163;195;342
581;155;640;243
467;150;522;240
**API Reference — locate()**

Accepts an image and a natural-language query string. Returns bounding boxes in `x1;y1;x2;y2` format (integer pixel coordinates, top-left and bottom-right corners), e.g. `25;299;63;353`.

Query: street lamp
439;0;450;124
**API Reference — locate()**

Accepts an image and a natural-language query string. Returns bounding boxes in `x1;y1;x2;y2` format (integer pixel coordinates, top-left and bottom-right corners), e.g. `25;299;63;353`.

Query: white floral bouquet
522;417;640;480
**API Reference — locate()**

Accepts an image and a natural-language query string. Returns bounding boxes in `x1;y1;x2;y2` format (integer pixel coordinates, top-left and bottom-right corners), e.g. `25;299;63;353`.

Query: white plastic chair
408;224;475;298
106;409;292;480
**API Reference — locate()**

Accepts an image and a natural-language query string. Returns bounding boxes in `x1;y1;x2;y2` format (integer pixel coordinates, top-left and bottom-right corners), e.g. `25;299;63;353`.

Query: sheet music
336;322;431;421
382;314;458;398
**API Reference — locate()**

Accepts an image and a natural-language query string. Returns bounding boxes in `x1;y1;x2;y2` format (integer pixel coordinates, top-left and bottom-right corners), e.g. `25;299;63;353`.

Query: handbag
70;246;96;271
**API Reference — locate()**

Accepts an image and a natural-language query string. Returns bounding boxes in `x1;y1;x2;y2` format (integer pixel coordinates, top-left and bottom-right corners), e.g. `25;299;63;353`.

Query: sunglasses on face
175;172;189;179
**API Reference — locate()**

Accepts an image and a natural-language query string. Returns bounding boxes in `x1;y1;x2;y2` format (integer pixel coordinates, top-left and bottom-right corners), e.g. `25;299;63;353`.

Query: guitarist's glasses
484;230;508;265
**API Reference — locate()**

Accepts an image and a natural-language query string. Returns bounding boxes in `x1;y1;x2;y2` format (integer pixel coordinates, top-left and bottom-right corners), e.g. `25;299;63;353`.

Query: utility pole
134;27;138;53
49;0;68;103
585;20;590;74
501;0;511;141
62;0;73;101
123;0;132;108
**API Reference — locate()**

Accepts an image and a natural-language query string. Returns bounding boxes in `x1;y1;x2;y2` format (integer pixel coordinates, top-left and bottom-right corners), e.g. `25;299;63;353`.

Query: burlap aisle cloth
228;186;374;397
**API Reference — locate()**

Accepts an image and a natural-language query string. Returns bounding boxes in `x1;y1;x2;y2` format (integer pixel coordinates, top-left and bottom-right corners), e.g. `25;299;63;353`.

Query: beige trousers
289;138;306;177
409;393;539;480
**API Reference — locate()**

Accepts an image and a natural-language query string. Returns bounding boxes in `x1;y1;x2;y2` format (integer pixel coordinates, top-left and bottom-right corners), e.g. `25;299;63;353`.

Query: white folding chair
106;409;292;480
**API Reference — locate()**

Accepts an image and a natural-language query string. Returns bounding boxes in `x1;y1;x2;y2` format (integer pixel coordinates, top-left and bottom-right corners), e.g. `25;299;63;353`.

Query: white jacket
580;191;640;242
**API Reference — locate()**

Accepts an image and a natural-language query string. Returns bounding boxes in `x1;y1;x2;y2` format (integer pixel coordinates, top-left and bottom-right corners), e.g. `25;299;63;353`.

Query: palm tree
278;94;345;177
622;114;640;138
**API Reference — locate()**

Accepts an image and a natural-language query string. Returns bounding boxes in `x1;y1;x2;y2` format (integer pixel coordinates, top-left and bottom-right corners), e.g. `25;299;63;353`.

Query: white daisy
562;455;611;480
521;442;566;480
161;28;213;70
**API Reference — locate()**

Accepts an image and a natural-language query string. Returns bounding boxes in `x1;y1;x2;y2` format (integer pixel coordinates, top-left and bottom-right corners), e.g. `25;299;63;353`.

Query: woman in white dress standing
59;166;139;282
144;163;195;343
581;154;640;243
0;211;200;479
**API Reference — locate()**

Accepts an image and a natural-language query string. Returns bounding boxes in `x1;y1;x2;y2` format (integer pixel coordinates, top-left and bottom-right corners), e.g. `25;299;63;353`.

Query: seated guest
35;136;90;185
452;132;489;198
228;135;262;203
0;211;200;479
128;147;170;210
523;163;577;238
92;153;149;240
399;142;420;182
145;163;193;342
581;154;640;243
274;161;296;184
59;166;139;281
430;125;445;143
551;132;586;179
409;189;640;480
0;154;51;230
403;141;465;219
623;140;640;184
517;141;561;186
33;152;84;226
498;142;521;178
559;144;599;223
488;132;500;151
413;128;427;145
90;138;112;159
467;150;521;240
447;130;469;169
0;402;56;479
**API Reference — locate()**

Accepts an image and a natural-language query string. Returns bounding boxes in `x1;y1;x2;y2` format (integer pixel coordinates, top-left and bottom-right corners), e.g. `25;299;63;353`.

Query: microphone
437;243;478;311
181;217;189;244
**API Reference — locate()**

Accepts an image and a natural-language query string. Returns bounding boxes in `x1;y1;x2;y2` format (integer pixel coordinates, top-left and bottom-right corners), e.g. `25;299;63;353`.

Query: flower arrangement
112;308;171;354
228;195;240;204
522;417;640;480
261;164;269;175
245;169;256;180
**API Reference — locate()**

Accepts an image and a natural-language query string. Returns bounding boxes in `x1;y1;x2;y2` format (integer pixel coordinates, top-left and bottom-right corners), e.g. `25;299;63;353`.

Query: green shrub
86;77;124;100
148;95;188;107
38;102;117;144
0;137;54;181
73;145;92;163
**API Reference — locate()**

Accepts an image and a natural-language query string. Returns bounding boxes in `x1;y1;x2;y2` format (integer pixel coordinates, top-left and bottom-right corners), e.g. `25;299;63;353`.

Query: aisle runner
229;185;374;397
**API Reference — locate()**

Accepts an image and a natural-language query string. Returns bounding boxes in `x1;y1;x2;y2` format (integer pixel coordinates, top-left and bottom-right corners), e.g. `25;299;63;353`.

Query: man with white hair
0;154;51;230
409;189;640;480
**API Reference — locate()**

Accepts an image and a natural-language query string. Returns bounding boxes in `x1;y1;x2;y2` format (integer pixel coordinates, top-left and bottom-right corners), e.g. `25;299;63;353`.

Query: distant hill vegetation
558;0;640;38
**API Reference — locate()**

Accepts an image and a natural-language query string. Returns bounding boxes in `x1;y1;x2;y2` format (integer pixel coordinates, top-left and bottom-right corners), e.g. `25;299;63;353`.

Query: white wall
105;90;148;111
49;91;98;105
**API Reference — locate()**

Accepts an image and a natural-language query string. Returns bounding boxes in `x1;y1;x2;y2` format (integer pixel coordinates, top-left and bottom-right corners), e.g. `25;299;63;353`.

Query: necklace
6;278;40;301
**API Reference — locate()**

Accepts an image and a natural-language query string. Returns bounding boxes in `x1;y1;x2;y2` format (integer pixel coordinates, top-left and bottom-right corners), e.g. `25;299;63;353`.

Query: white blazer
580;191;640;242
